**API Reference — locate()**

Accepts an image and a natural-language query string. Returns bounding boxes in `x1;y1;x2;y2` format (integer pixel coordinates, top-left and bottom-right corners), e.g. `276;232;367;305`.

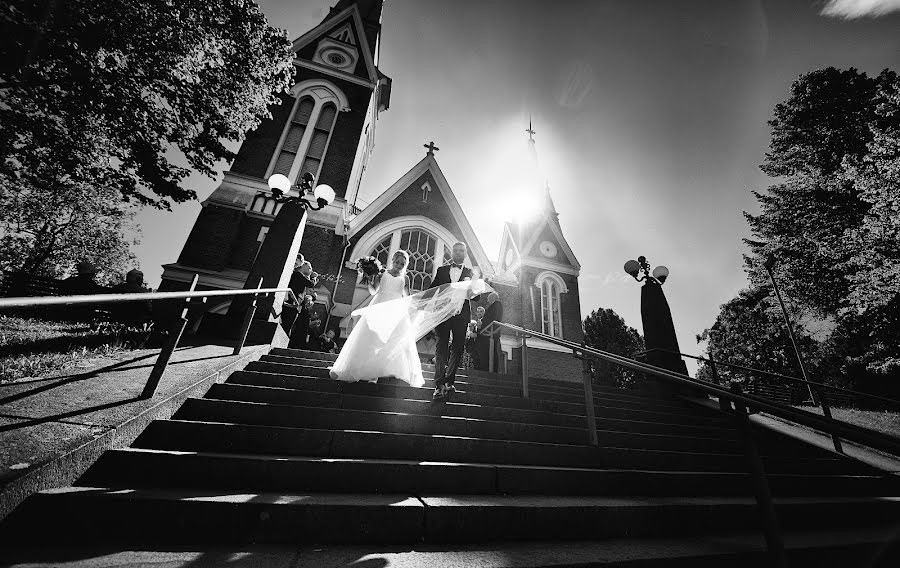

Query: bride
329;250;492;388
329;250;425;387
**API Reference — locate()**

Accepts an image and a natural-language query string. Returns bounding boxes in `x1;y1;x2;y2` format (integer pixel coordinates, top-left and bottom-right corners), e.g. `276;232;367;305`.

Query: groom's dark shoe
432;384;446;402
444;384;456;402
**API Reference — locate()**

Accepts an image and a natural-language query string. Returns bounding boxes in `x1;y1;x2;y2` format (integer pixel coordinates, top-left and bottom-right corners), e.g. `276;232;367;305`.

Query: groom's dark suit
429;263;475;388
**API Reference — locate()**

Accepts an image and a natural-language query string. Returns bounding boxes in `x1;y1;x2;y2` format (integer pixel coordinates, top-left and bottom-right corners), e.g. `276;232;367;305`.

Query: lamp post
624;256;689;379
225;172;335;344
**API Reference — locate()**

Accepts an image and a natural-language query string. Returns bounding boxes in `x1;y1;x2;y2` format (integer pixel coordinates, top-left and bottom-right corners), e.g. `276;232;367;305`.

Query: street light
266;172;335;210
225;171;335;343
624;255;688;381
624;256;669;285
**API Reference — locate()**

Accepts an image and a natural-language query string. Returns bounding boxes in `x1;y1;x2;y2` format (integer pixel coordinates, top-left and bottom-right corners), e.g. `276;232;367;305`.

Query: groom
428;241;476;402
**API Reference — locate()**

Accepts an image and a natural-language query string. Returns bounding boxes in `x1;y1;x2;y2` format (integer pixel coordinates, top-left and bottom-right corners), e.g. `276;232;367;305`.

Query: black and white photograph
1;0;900;565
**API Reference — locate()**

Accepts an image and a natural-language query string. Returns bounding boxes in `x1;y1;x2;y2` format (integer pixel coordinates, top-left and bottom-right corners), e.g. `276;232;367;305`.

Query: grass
0;315;146;383
795;404;900;441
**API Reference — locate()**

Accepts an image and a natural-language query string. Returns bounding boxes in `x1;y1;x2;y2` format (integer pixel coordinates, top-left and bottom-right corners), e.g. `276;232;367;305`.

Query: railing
0;274;299;399
480;320;900;567
637;347;900;454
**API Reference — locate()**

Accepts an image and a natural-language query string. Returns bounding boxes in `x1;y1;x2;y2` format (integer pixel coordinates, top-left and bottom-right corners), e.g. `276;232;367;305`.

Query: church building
160;0;585;383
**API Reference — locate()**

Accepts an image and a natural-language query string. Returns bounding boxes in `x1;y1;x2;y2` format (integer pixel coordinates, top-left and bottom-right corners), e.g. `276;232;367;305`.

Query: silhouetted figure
476;292;503;372
112;269;153;326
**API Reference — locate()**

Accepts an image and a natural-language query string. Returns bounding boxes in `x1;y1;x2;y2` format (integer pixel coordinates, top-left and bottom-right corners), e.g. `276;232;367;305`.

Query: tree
838;72;900;375
695;287;829;390
582;308;645;389
0;169;138;281
1;0;295;209
744;66;900;377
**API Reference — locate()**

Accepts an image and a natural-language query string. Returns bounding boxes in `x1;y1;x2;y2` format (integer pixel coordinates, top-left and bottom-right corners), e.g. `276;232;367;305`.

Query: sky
133;0;900;372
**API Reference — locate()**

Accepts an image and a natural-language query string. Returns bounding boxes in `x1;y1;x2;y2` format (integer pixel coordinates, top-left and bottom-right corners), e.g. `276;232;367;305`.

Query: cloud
820;0;900;18
582;271;634;287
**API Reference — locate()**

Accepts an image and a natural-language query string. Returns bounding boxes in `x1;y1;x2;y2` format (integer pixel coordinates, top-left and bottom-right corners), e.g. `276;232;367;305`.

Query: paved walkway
0;340;271;521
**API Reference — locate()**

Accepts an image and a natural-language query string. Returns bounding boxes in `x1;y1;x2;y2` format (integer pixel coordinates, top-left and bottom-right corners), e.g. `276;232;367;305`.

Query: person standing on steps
428;241;479;402
329;250;425;386
476;291;504;372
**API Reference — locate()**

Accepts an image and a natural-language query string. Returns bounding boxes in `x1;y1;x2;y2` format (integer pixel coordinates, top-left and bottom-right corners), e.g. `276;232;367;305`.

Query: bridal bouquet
356;256;384;284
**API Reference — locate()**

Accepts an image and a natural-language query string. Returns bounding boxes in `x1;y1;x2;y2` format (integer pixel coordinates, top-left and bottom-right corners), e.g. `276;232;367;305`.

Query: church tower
492;123;585;383
159;0;391;305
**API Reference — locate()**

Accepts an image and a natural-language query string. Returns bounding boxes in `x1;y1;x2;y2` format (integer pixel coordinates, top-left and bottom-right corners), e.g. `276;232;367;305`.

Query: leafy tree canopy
742;66;900;376
0;0;295;210
582;308;645;389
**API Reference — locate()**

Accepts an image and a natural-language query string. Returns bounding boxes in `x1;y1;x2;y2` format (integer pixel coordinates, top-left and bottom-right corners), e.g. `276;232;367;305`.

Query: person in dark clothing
288;294;316;349
428;241;480;401
316;329;337;353
475;291;503;372
284;257;319;342
112;269;153;326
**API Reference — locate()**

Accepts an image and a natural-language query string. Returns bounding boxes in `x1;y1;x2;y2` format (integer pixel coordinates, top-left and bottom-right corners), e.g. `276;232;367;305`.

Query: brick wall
506;346;584;384
227;216;270;271
177;205;245;271
230;92;295;179
229;67;372;201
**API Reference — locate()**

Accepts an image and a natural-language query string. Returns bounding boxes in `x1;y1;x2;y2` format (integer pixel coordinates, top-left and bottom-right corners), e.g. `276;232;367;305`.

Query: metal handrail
0;287;299;309
637;347;900;409
0;278;300;398
480;321;900;457
481;319;900;566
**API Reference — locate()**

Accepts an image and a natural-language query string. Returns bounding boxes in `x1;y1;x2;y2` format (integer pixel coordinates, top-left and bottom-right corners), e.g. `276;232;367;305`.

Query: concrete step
227;370;730;428
132;420;863;474
184;394;831;459
173;397;592;446
5;488;898;545
248;360;697;413
261;353;673;401
2;528;896;567
285;527;900;567
207;382;837;459
80;448;900;498
206;382;740;438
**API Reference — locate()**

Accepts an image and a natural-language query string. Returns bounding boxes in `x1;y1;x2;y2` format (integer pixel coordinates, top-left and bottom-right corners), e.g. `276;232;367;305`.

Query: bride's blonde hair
392;250;410;272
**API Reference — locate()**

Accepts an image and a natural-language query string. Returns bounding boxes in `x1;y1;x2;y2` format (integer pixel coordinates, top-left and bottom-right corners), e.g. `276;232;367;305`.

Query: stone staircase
3;347;900;566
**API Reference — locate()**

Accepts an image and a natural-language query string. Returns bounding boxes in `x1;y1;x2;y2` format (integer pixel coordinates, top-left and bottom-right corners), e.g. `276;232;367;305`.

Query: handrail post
816;387;844;453
488;326;495;374
233;277;263;355
141;274;199;399
730;383;788;567
520;333;529;399
581;343;600;447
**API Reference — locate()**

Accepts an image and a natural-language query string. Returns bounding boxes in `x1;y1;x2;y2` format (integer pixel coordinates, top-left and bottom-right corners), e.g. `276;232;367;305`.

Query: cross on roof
424;141;440;155
526;118;536;141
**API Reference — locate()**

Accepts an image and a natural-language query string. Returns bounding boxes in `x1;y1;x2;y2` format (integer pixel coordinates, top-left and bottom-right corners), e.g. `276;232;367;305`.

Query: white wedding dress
329;271;425;387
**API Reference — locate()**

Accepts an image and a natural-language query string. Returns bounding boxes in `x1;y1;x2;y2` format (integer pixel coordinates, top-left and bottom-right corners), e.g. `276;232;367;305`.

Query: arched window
400;229;437;290
535;272;567;338
366;226;468;292
271;97;314;178
266;82;344;186
371;235;392;267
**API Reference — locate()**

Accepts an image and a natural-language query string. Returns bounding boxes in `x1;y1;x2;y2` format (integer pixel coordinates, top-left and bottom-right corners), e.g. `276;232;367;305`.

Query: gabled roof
519;208;581;272
347;154;495;276
291;3;379;85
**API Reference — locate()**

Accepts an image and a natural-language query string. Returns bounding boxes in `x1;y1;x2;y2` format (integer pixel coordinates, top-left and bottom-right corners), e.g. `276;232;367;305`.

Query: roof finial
526;117;536;141
424;141;440;156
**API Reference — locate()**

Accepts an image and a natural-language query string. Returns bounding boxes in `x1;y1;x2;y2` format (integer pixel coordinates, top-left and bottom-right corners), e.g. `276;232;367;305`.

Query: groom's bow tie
449;263;463;269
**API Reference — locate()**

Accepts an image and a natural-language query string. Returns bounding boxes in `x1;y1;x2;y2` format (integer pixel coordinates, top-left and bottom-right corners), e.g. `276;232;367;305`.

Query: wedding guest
112;269;152;326
317;329;337;353
476;292;503;372
289;258;319;302
288;294;316;349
